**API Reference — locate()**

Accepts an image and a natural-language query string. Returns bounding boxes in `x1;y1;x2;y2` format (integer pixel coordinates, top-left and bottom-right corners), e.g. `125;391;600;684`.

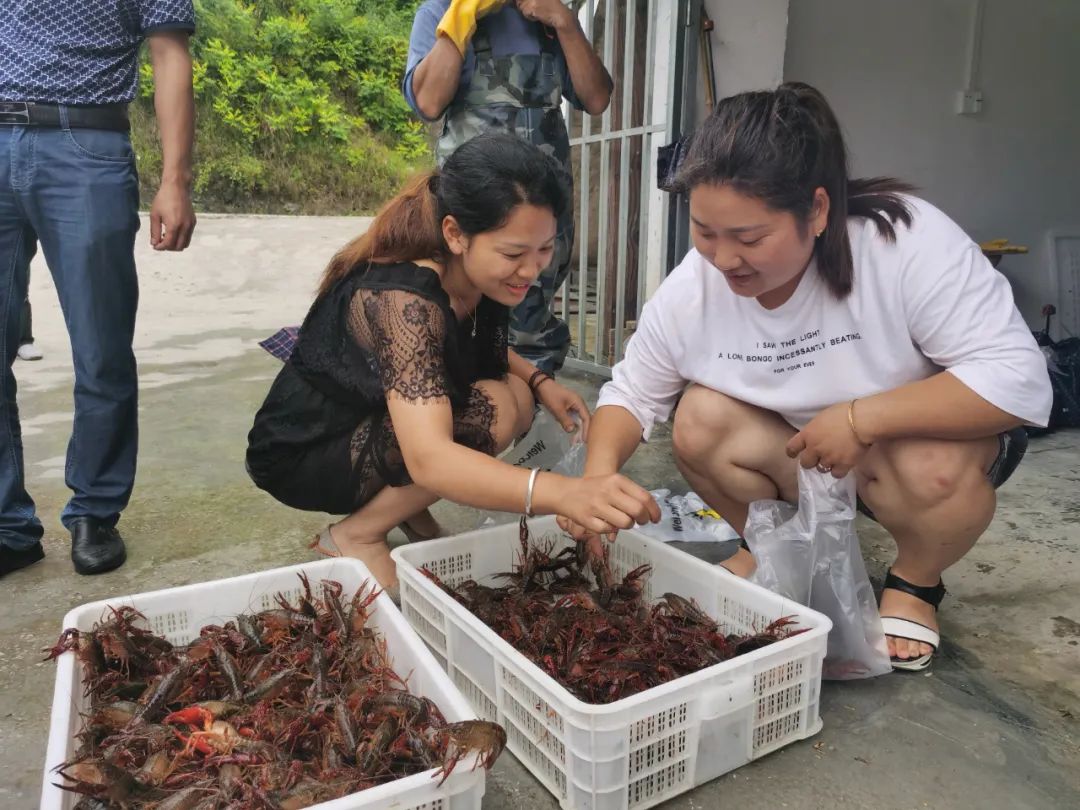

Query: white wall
784;0;1080;330
695;0;790;125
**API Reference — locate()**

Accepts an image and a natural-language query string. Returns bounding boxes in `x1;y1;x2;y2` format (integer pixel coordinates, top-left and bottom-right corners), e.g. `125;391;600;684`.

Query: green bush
133;0;432;214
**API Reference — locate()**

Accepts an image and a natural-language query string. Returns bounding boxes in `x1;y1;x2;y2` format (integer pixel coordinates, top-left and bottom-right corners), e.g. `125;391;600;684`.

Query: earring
816;229;824;238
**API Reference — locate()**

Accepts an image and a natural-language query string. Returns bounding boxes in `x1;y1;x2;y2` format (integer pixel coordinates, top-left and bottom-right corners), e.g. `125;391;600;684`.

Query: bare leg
401;507;443;540
671;386;797;576
328;377;533;590
858;437;999;660
671;386;1003;664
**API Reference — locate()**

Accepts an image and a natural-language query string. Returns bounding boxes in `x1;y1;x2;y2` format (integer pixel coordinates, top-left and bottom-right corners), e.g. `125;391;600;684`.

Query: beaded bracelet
527;369;553;397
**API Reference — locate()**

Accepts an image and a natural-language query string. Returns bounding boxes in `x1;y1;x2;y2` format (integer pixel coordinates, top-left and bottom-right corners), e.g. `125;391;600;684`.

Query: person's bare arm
509;349;591;436
508;348;539;384
388;393;656;532
554;403;646;550
411;36;467;120
581;405;646;476
517;0;612;114
361;289;657;530
147;31;196;251
786;372;1023;479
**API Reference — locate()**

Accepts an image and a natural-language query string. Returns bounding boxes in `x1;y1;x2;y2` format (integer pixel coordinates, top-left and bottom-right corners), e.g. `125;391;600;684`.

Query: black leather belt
0;101;130;132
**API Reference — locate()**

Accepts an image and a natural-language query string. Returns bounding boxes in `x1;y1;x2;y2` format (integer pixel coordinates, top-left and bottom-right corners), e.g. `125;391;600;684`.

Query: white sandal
880;569;945;672
880;617;940;672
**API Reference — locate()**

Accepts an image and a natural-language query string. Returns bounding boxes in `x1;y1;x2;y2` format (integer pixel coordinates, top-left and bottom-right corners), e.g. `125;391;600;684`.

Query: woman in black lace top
247;134;660;592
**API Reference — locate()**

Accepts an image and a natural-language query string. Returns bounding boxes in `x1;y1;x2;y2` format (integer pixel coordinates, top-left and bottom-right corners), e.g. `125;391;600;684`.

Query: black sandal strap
884;569;946;609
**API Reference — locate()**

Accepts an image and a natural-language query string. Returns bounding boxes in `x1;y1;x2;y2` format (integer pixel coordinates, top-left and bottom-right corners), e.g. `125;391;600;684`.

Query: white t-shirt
598;196;1053;439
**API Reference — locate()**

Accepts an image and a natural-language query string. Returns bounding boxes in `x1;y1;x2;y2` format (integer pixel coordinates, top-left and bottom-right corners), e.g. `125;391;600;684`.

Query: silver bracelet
525;468;540;517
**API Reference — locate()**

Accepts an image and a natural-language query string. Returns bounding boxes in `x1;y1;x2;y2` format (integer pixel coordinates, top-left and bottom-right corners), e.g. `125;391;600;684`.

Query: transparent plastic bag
746;467;891;680
503;409;584;472
475;410;585;527
635;490;740;543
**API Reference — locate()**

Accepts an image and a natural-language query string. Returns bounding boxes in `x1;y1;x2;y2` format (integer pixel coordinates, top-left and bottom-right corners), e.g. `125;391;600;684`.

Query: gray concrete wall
784;0;1080;333
700;0;790;113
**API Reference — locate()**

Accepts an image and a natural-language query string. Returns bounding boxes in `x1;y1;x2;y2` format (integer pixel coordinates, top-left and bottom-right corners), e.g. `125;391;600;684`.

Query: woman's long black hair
673;81;914;298
319;132;569;297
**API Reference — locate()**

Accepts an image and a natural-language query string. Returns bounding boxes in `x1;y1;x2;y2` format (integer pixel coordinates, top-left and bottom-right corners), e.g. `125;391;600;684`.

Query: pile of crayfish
45;574;505;809
423;518;802;704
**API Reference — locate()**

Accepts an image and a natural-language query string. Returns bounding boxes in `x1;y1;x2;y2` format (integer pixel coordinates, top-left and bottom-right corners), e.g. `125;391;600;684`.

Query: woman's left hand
515;0;574;30
785;402;869;478
535;378;591;441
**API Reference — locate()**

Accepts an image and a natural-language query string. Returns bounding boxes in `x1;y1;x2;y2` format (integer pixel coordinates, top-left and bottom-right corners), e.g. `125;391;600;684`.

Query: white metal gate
558;0;683;376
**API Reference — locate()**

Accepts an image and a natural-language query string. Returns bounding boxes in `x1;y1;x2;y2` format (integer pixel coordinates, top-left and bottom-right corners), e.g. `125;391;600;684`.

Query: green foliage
133;0;431;214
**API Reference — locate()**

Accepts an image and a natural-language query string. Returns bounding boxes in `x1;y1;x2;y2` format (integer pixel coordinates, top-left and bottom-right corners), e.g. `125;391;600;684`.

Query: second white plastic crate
41;557;489;810
392;517;832;810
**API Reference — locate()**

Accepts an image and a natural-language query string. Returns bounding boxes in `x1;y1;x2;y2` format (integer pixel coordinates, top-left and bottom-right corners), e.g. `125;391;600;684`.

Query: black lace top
246;262;509;488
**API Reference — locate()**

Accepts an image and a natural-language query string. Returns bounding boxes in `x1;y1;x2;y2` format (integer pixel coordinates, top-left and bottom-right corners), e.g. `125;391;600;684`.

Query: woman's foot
879;579;938;662
313;524;399;593
399;508;444;542
719;546;756;578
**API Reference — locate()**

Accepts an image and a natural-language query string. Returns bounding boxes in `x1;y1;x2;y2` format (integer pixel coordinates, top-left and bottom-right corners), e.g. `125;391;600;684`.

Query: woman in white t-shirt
558;82;1052;671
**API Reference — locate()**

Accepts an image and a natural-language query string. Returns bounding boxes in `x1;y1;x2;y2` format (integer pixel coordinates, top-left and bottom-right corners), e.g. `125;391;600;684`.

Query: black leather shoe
69;518;126;575
0;542;45;577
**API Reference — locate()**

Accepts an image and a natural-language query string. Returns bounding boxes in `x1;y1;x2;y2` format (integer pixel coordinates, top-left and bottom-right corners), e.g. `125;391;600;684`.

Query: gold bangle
848;399;871;446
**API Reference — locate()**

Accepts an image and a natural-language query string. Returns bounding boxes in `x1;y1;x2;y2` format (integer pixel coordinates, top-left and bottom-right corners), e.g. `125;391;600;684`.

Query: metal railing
559;0;682;377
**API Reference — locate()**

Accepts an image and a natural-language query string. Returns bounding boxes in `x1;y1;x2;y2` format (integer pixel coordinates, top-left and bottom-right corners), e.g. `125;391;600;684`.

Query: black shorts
248;432;357;516
856;426;1028;523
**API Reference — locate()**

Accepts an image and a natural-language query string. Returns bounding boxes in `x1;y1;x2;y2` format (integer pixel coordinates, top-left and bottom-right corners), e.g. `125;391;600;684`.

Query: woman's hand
556;515;608;560
515;0;574;30
535;378;591;440
785;401;870;478
553;473;660;542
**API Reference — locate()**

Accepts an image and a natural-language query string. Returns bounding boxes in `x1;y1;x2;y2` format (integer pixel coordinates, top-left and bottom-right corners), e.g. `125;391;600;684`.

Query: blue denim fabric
0;118;140;550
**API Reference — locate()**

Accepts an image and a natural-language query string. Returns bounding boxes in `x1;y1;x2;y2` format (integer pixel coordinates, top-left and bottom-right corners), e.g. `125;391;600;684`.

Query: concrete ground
3;214;1077;809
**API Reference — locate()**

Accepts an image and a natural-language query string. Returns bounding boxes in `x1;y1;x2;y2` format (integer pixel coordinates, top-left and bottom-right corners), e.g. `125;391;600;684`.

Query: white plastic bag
475;410;585;527
635;490;740;543
746;467;891;680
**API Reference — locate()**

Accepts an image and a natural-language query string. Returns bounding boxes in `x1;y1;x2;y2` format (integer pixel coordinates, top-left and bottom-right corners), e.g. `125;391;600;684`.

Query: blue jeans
0;120;140;550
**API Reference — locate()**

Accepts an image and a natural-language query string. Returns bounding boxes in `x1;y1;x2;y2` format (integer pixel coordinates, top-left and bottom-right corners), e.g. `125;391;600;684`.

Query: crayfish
47;575;507;808
424;522;802;704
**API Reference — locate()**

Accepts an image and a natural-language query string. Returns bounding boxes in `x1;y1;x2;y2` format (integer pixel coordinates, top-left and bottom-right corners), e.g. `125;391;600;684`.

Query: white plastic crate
392;517;832;810
41;558;488;810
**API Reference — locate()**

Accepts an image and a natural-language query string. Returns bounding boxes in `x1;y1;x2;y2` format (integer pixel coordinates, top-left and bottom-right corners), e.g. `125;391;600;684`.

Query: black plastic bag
1045;337;1080;428
657;137;691;192
1029;306;1080;434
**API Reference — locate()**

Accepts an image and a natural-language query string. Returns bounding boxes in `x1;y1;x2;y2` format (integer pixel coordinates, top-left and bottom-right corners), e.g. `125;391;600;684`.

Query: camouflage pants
512;200;573;374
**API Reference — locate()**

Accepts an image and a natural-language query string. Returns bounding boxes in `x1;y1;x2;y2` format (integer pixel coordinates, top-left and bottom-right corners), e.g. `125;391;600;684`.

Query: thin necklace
444;263;478;337
452;295;478;338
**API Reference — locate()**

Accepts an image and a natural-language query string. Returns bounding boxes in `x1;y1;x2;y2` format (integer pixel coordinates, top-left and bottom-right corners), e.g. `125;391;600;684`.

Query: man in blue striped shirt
0;0;197;577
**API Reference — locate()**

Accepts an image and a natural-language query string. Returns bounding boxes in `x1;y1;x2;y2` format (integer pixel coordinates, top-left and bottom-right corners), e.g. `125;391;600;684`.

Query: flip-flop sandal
308;525;401;605
309;525;342;558
880;569;946;672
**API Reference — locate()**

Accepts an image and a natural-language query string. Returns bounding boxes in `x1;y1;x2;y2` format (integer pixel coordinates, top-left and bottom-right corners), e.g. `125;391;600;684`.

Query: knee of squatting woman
246;132;661;598
557;82;1052;672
